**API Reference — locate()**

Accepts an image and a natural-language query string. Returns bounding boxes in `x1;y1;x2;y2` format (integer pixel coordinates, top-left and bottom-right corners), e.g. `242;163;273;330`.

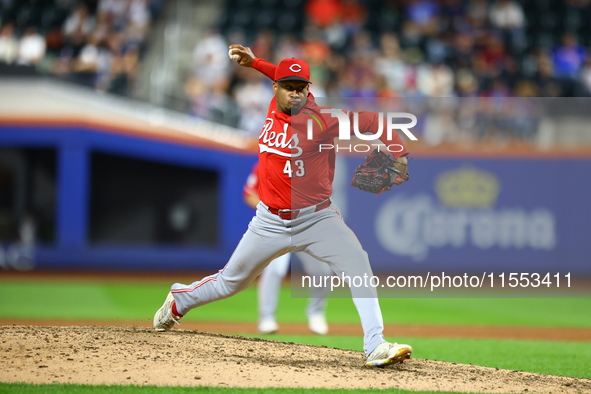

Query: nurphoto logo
308;110;419;152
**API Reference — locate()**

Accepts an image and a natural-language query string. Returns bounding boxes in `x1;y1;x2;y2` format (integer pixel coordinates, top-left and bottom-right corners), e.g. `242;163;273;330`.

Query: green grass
1;280;590;328
1;277;590;393
0;383;482;394
241;334;591;379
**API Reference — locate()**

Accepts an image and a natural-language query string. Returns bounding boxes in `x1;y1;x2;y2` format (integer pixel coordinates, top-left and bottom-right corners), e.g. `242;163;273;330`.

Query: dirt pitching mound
1;326;589;393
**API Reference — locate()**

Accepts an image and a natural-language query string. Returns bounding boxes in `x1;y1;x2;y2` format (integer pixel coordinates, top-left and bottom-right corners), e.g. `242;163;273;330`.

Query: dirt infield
1;325;590;393
3;318;591;342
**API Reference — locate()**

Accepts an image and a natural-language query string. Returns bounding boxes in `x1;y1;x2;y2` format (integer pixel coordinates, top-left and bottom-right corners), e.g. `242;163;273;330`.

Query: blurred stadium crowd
1;0;590;142
0;0;164;95
188;0;591;140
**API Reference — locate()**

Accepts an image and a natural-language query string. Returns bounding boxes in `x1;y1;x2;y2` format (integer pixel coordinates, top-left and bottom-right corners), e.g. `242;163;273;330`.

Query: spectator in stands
108;38;140;96
489;0;526;53
185;74;238;126
402;0;440;52
482;79;511;98
404;0;440;37
0;0;157;100
92;6;114;43
322;51;347;96
464;0;489;41
192;28;231;88
533;50;563;97
250;30;274;62
0;23;18;64
448;32;475;70
301;25;332;64
375;32;407;94
44;24;65;59
352;59;380;98
417;62;455;96
466;0;488;23
455;69;479;97
70;33;106;88
305;0;342;29
422;99;461;145
489;0;525;31
514;79;539;98
17;27;46;66
398;48;426;99
513;80;541;140
98;0;129;31
206;77;240;126
502;80;541;142
426;31;452;64
297;25;332;93
63;3;96;41
233;71;272;135
552;33;587;80
324;26;347;54
127;0;151;43
4;0;591;148
273;33;304;63
54;26;86;75
439;0;466;31
474;34;510;79
185;75;214;120
339;0;367;37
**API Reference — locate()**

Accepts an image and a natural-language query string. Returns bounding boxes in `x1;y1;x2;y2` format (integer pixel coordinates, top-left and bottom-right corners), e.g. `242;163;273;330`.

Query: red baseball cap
274;58;312;84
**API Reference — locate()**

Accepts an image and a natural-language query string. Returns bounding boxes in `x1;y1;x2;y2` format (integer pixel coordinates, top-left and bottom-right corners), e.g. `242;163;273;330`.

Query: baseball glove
351;149;409;195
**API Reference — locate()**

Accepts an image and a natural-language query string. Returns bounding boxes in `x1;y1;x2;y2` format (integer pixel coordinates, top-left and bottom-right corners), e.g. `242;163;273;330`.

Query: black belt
267;199;331;220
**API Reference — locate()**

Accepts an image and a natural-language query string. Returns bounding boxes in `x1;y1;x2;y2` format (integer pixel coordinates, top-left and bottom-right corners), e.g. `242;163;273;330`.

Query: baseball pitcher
154;44;412;367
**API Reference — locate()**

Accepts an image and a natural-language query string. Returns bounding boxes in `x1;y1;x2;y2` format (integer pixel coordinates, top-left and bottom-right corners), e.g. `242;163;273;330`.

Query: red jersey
252;58;409;210
243;162;260;200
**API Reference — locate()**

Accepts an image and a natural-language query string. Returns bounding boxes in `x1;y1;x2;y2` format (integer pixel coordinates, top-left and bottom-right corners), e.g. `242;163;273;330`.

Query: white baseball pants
171;201;386;356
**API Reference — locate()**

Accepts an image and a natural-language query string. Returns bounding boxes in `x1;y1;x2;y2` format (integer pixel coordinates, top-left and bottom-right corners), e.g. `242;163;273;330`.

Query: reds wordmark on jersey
257;95;409;210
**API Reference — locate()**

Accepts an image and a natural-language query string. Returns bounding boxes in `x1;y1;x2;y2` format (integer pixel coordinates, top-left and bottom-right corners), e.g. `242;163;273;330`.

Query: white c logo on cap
289;64;302;73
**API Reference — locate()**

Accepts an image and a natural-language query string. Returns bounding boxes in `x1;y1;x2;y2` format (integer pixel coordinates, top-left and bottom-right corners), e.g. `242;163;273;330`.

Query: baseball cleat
258;318;279;334
366;342;413;367
153;292;182;331
308;313;328;335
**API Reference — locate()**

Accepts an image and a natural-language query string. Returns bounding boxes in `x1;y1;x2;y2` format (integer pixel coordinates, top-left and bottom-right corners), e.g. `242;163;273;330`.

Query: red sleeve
349;111;409;158
252;58;277;81
243;163;260;199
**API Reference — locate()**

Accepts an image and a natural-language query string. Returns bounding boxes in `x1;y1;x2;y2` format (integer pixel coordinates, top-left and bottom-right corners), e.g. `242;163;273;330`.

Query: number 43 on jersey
283;160;306;178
